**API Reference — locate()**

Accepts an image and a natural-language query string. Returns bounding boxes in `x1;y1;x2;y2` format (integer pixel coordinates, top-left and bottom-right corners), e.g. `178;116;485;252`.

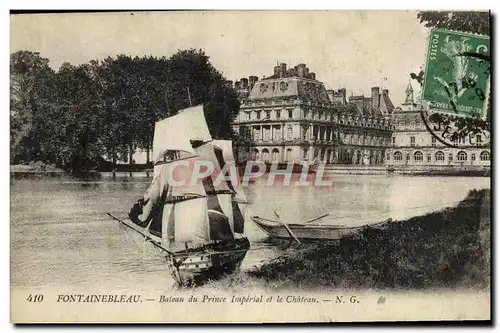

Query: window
427;154;431;162
410;136;415;147
415;115;421;125
394;151;402;161
386;153;390;161
448;153;453;161
472;154;476;161
392;137;396;146
265;111;271;119
432;136;437;147
457;151;467;161
287;125;293;140
414;151;423;162
288;110;293;119
256;111;261;119
303;110;309;119
480;151;490;161
276;110;281;119
263;126;270;141
406;153;411;162
245;112;251;120
435;151;445;161
476;135;483;145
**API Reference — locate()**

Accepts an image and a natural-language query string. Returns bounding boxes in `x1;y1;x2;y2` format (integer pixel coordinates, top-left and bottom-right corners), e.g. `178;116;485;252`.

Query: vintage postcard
10;10;491;323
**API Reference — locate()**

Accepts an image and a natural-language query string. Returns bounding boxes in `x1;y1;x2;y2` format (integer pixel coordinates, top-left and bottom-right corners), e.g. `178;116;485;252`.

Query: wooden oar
302;213;330;224
273;211;301;244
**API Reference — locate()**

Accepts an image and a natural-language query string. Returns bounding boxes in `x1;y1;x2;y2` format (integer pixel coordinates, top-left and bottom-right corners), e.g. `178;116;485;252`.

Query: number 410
26;294;44;302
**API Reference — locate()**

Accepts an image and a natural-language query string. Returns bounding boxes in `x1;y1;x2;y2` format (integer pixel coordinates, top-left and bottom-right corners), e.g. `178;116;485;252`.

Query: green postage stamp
422;28;490;119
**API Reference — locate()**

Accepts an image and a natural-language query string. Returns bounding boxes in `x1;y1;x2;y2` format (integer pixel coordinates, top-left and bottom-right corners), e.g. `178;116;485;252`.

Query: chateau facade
231;63;393;165
385;82;491;167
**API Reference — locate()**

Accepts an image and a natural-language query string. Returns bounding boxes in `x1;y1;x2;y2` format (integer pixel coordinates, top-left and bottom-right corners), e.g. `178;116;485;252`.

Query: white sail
174;197;210;244
194;143;231;193
212;140;235;164
212;139;247;203
153;121;196;164
152;105;212;163
177;105;213;142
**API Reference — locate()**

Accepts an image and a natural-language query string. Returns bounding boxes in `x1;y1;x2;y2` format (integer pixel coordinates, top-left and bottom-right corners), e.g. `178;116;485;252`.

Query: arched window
261;148;270;162
480;151;490;161
457;151;467;161
394;151;402;161
271;148;280;162
471;154;476;161
414;151;423;162
252;148;260;160
435;151;445;161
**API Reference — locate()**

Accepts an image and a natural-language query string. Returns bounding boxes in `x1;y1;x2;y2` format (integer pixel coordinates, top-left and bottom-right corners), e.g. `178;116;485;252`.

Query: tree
10;49;240;172
417;11;490;36
165;49;240;139
35;62;104;172
10;51;55;163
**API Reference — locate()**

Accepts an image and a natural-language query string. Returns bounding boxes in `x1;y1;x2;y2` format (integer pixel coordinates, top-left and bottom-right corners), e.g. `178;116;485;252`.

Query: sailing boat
109;105;250;286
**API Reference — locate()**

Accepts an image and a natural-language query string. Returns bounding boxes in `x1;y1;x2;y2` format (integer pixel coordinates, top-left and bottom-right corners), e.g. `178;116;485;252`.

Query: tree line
10;49;240;173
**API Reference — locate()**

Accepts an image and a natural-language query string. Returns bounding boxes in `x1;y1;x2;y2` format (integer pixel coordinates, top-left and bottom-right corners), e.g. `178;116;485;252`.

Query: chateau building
231;63;393;165
385;82;491;167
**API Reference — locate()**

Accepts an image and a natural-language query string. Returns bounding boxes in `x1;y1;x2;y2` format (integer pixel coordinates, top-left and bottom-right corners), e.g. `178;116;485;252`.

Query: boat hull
251;216;382;240
167;237;250;286
115;216;250;286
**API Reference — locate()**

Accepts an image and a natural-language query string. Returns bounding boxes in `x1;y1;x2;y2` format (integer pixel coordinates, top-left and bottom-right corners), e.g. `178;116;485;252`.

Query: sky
10;10;430;106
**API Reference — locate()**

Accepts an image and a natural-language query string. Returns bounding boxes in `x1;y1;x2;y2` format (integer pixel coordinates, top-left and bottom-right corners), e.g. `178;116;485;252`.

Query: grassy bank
248;189;490;290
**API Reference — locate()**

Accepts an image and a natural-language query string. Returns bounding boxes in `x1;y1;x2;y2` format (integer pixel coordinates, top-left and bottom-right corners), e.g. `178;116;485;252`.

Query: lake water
10;173;490;290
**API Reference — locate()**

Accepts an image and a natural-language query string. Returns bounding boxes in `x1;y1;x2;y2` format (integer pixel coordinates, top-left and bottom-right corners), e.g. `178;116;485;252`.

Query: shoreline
247;189;491;290
10;167;491;178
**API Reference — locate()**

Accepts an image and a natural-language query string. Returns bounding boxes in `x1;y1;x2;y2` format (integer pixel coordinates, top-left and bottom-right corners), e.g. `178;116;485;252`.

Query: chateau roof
247;76;331;104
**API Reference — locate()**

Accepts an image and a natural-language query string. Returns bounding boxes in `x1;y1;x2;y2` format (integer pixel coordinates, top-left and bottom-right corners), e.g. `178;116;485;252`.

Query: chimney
288;68;296;76
304;67;309;77
297;63;307;77
234;81;241;90
339;88;347;105
274;66;279;77
225;80;234;88
249;75;258;90
382;89;389;96
326;90;334;103
279;63;287;78
371;87;380;110
309;72;316;80
241;78;249;89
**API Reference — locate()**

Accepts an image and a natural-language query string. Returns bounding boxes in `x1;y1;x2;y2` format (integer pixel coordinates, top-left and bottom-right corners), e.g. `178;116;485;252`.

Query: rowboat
250;215;388;241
